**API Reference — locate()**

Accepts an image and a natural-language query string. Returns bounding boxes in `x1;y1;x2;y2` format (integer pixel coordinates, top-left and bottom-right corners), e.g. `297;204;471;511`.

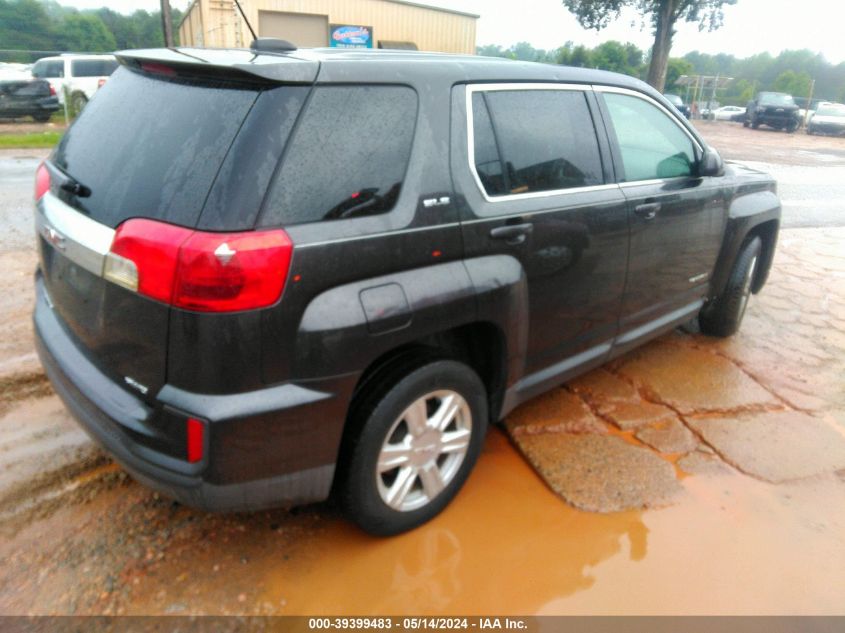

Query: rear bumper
757;114;798;127
34;278;356;512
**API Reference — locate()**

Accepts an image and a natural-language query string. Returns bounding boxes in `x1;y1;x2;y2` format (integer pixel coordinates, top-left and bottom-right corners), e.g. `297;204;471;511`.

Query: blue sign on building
330;25;373;48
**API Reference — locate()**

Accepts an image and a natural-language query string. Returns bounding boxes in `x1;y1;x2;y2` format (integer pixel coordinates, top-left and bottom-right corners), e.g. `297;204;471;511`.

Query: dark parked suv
34;44;780;535
744;91;800;132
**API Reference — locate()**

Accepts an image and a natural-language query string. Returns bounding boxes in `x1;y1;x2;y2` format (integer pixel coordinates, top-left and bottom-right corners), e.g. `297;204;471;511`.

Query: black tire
71;92;88;114
743;118;749;128
751;118;760;129
341;359;487;536
699;236;762;338
32;113;51;123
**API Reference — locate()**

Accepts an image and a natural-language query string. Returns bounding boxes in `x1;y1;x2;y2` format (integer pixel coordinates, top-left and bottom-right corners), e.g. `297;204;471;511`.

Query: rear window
53;66;259;228
71;58;118;77
759;93;796;107
259;85;417;227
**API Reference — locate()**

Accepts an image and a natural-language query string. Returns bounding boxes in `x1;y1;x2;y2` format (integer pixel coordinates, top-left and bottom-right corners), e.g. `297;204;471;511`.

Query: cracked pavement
508;227;845;511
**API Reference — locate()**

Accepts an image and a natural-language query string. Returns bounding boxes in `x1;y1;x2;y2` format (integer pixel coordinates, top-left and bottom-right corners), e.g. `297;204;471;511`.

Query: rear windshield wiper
60;176;91;198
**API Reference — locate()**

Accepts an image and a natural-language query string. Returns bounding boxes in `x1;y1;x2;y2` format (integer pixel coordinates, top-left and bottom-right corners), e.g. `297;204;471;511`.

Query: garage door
258;11;329;48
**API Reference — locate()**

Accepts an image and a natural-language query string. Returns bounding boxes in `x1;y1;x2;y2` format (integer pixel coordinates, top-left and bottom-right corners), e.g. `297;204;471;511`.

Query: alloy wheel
375;390;472;512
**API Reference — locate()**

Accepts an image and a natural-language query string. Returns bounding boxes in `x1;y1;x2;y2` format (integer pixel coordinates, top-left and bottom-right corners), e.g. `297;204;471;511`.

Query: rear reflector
105;218;293;313
186;418;204;463
35;163;50;201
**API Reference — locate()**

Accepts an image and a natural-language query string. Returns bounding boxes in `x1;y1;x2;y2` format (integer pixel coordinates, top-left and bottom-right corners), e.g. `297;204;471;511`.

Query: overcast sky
62;0;845;64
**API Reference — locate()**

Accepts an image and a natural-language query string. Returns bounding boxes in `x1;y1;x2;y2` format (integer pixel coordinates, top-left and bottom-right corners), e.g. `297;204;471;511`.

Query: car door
596;87;727;348
451;83;630;395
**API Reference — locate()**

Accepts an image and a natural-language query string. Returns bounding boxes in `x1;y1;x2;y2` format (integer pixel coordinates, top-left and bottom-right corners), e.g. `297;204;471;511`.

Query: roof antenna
233;0;257;41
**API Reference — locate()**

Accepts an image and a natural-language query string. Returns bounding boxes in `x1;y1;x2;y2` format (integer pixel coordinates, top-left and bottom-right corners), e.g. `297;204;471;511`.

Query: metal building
178;0;478;54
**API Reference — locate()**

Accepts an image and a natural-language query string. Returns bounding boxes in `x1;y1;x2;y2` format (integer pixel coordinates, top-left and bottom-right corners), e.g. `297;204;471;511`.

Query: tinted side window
471;94;506;196
602;92;696;181
71;59;118;77
472;89;603;197
260;85;417;227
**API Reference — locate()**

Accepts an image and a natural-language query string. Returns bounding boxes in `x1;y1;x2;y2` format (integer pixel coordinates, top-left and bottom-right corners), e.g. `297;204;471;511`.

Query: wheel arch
330;321;507;498
710;192;780;299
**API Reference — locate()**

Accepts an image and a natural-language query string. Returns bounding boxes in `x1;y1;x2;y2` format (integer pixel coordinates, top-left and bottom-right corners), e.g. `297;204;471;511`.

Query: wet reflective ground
1;227;843;616
1;131;844;615
0;425;842;615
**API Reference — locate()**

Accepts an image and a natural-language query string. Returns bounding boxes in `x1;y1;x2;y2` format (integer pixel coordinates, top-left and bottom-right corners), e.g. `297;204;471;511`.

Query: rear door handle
634;202;661;220
489;223;533;245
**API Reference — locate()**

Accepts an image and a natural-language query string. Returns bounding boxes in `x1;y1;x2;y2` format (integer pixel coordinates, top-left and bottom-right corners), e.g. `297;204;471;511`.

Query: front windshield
759;93;796;107
816;105;845;117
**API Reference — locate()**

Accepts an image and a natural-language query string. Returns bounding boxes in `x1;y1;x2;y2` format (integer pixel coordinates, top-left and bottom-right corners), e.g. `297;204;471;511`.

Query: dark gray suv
34;44;780;535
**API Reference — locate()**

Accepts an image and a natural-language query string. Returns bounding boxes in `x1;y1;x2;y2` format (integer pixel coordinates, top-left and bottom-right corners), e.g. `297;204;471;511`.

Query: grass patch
0;131;63;148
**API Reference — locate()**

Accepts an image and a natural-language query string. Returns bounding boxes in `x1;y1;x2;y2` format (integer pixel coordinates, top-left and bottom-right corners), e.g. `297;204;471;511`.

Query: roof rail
250;38;297;53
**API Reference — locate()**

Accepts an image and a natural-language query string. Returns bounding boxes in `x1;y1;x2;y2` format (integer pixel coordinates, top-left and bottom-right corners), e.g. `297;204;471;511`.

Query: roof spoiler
116;48;318;85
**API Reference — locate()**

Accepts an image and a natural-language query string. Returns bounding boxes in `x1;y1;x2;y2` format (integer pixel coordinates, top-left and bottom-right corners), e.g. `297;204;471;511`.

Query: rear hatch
36;54;314;399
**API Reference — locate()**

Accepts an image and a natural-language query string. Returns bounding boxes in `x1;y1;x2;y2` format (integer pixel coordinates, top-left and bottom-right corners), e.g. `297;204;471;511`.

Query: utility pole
160;0;174;47
804;78;816;128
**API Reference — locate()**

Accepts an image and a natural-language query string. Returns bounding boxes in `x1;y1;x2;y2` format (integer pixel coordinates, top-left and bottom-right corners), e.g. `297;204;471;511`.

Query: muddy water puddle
2;429;842;615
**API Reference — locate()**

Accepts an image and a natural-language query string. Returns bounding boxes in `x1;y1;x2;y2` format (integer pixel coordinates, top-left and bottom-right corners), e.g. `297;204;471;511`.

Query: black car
34;44;781;535
663;93;691;118
0;78;59;122
744;92;800;132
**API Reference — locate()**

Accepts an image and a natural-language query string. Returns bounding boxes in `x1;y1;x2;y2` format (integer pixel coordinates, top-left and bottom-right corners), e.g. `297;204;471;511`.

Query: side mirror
698;147;724;177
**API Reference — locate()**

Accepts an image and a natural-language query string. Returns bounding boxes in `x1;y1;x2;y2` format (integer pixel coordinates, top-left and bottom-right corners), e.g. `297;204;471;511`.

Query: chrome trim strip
468;82;588;93
614;300;703;346
465;83;616;204
515;341;612;395
294;222;462;249
36;192;115;277
459;191;623;225
591;84;704;154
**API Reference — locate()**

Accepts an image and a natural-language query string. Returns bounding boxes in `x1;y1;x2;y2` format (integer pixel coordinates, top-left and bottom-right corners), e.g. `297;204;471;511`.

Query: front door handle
634;202;661;220
490;223;533;245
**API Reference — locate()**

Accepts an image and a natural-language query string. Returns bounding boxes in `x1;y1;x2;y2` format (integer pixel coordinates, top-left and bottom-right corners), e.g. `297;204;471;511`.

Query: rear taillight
186;418;204;463
97;78;107;89
49;84;56;96
104;218;293;313
35;163;50;200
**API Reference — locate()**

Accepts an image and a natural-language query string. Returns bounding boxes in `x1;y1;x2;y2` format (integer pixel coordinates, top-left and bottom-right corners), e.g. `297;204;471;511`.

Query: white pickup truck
31;54;117;112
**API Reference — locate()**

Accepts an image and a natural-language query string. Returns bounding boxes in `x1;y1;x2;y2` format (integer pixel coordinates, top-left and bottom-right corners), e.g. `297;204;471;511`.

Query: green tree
0;0;55;57
96;8;143;49
591;40;643;75
567;44;593;67
772;70;813;97
665;57;693;90
59;12;116;52
561;0;738;91
477;43;507;58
